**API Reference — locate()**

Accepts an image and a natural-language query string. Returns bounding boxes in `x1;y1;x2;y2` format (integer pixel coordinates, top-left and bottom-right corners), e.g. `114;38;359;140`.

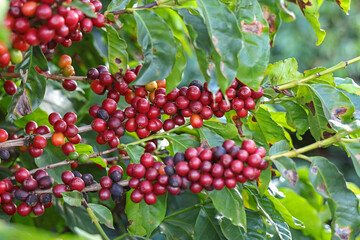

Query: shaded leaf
133;10;176;85
309;157;360;239
344;142;360;178
236;0;270;90
166;40;187;94
194;205;225;240
107;0;130;12
65;0;97;18
166;134;200;153
62;191;83;207
14;107;50;129
280;101;309;138
198;127;224;148
258;167;271;195
203;121;238;140
127;145;145;164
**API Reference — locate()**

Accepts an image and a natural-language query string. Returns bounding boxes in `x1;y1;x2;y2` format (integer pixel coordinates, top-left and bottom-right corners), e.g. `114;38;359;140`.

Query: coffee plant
0;0;359;239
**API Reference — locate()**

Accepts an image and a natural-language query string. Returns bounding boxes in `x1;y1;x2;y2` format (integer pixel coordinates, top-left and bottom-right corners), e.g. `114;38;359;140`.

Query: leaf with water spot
105;24;128;75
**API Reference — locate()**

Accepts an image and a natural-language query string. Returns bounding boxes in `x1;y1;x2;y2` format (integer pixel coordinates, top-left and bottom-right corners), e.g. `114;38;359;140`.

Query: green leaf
126;145;144;164
295;0;325;45
273;157;298;185
88;203;114;229
333;0;351;13
133;10;176;85
305;67;335;86
13;107;50;129
246;187;292;240
310;83;355;122
64;0;97;18
0;0;9;43
198;127;224;148
280;101;309;138
208;184;246;229
344;143;360;178
165;40;187;94
258;167;271;196
194;205;225;240
62;191;83;207
309;157;360;239
219;210;266;239
248;107;290;151
236;0;270;90
176;8;227;93
297;85;334;140
126;191;167;236
166;134;200;153
278;188;325;239
196;0;242;91
203;121;238;140
105;25;128;75
266;58;302;86
258;0;281;47
7;47;48;121
35;144;70;183
107;0;130;12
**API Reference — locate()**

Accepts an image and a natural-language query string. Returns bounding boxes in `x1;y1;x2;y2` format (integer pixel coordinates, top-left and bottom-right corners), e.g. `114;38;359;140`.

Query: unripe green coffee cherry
78;153;89;164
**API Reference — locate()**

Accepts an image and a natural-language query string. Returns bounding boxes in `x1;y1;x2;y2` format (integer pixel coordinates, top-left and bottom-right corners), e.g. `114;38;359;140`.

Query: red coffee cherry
4;80;17;95
62;80;77;91
140;153;154;169
69;177;85;191
99;188;111;201
241;139;256;154
33;135;47;149
144;192;157;205
25;121;38;135
15;167;30;183
0;129;8;142
62;142;76;156
130;189;144;203
100;176;112;189
61;170;75;185
190;114;203;128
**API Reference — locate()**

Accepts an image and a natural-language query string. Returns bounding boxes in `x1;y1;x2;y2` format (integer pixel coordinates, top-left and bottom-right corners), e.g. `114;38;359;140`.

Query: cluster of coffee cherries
4;0;105;61
98;165;124;202
0;168;54;216
58;54;77;91
48;111;81;155
127;139;268;205
0;40;24;71
0;129;11;161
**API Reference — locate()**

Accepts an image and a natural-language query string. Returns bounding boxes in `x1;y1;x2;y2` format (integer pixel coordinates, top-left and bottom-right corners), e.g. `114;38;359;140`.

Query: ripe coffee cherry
144;192;157;205
87;68;99;79
169;175;182;188
15;167;30;183
14;189;30;201
211;164;224;178
54;120;67;132
199;173;213;187
4;80;17;95
123;71;137;83
258;159;269;170
25;121;38;134
153;182;166;195
33;135;47;149
0;129;8;142
21;1;37;16
244;97;255;110
175;96;189;109
100;176;112;189
51;132;65;146
132;164;146;179
33;169;48;181
82;173;94;186
157;174;169;186
140;153;154;169
64;124;78;138
163;102;177;115
18;202;32;216
225;178;237;188
0;149;10;160
23;177;38;191
252;87;264;99
1;192;13;204
145;168;159;181
242;166;256;181
0;181;6;195
110;183;124;201
166;185;181;195
188;169;201;182
61;170;75;185
190;114;203;128
69;177;85;191
62;80;77;91
135;98;150;114
213;178;225;190
220;154;232;168
242;139;256;154
131;189;144;203
29;146;43;157
254;147;267;158
185;147;198;161
81;18;93;33
49;112;62;126
31;203;44;216
165;165;175;176
186;86;201;101
190;182;203;194
230;160;244;174
92;118;107;133
35;125;51;135
238;86;252;99
38;176;54;189
176;161;190;176
109;170;122;182
98;188;111;201
173;152;186;165
223;140;236;152
62;142;76;156
128;178;140;189
91;80;105;94
154;94;167;108
2;202;17;215
139;180;153;194
145;142;156;153
247;154;262;168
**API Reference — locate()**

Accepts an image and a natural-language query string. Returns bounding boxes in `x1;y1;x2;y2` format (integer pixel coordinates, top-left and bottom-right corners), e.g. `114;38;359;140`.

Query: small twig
109;1;158;14
83;200;111;240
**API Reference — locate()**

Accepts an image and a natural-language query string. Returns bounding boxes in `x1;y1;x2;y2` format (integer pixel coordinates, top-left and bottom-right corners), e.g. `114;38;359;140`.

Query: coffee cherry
188;169;201;182
2;202;17;215
38;176;54;189
91;79;105;94
186;86;201;101
61;170;75;185
110;183;124;199
0;181;6;195
35;125;51;135
251;87;263;99
99;188;111;201
244;97;255;110
32;203;45;216
91;118;107;132
144;192;157;205
82;173;94;186
258;159;269;170
69;177;85;191
23;177;38;191
25;121;38;135
109;170;122;182
190;114;203;128
139;153;154;169
153;182;166;195
241;139;256;154
211;164;224;178
62;80;77;91
17;202;31;216
33;169;48;181
220;154;232;168
33;135;47;149
242;166;256;181
145;142;156;153
28;146;43;157
212;178;225;190
254;147;267;158
54;119;67;133
176;161;190;176
169;175;182;188
199;173;213;187
0;149;10;160
51;132;65;146
128;178;140;189
163;119;175;131
124;71;137;83
130;189;144;203
132;164;146;179
62;142;75;156
0;129;8;142
26;194;38;207
225;178;237;188
247;154;262;168
190;182;203;194
230;160;244;174
1;192;12;204
213;146;226;160
15;167;30;183
139;180;153;194
238;86;252;99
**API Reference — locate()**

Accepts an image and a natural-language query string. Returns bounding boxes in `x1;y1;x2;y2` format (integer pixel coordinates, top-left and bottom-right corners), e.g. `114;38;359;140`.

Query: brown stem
0;125;93;149
33;179;130;195
0;72;88;82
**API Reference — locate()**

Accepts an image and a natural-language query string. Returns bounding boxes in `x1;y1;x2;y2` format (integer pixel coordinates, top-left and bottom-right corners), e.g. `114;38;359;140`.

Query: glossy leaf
127;145;145;164
258;0;281;46
219;210;266;239
309;157;360;238
203;121;238;140
208;184;246;229
62;191;83;207
196;0;242;91
194;205;225;240
247;187;292;240
266;58;302;86
88;203;114;229
8;46;48;121
344;142;360;177
13;107;50;129
166;41;187;94
297;85;334;140
75;144;107;168
247;107;290;151
280;101;309;138
133;10;176;85
107;0;130;12
126;191;167;236
64;0;97;18
278;188;325;239
258;167;271;196
333;0;351;13
166;134;200;153
295;0;325;45
236;0;270;90
198;127;224;148
105;25;128;75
